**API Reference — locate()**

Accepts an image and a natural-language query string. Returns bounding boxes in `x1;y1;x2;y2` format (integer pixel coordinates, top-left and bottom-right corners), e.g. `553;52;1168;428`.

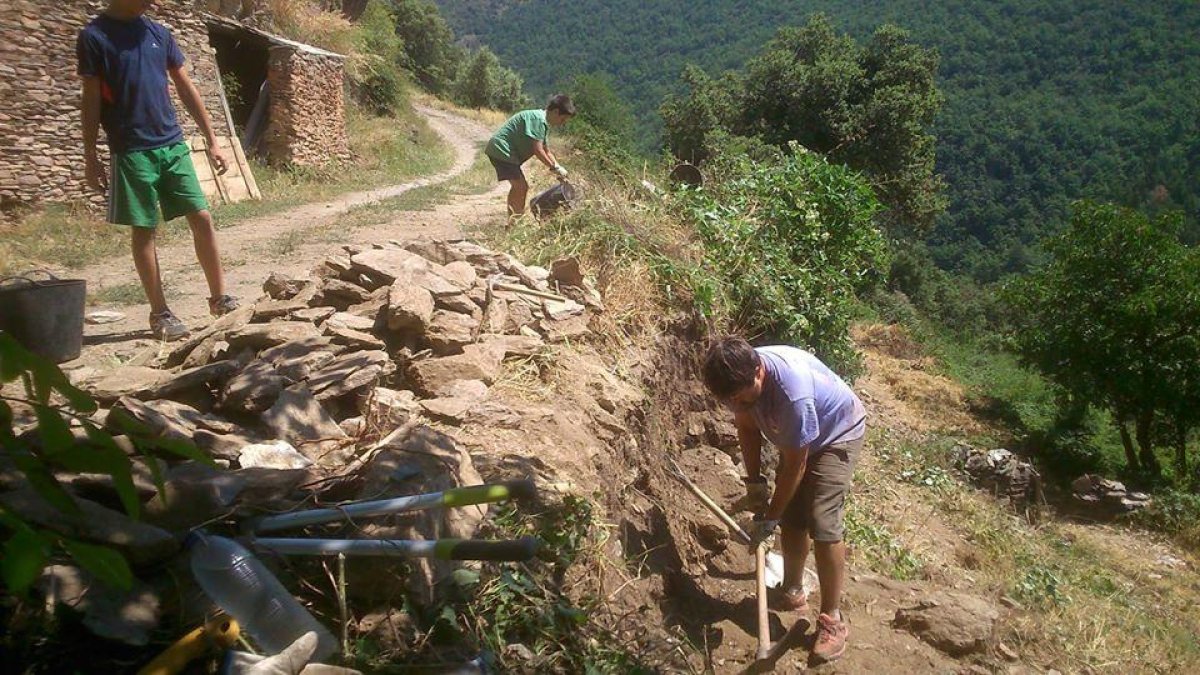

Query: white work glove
747;517;779;552
232;632;362;675
552;163;569;179
745;478;770;515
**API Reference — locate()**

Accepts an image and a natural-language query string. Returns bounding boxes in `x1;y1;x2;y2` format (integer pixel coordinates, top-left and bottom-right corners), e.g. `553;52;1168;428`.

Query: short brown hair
702;336;759;398
547;94;576;116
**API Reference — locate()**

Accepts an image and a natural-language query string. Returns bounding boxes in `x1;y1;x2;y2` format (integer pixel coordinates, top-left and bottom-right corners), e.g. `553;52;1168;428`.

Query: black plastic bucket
530;181;579;218
0;272;87;363
669;162;704;187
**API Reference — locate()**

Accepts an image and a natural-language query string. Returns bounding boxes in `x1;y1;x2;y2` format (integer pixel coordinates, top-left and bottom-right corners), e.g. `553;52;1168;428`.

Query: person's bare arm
764;446;809;522
733;409;764;480
168;66;227;174
81;76;107;192
531;140;556;169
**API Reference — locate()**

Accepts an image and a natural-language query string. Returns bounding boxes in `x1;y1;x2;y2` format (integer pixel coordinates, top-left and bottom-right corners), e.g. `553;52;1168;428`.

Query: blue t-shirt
77;14;186;153
752;345;866;455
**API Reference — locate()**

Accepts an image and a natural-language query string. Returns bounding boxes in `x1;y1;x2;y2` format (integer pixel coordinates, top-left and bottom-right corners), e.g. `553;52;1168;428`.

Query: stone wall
0;1;230;210
264;47;351;168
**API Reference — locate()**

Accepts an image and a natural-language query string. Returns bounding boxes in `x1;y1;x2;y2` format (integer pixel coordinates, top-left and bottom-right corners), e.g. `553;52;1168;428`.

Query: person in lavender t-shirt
701;336;867;664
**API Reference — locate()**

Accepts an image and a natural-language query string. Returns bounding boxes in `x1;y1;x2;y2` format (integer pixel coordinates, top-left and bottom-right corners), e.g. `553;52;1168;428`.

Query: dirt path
72;104;506;368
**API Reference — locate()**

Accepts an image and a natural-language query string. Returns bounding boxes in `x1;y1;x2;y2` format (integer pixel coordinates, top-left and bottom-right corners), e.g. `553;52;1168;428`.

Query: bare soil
68;104;505;372
42;106;1199;674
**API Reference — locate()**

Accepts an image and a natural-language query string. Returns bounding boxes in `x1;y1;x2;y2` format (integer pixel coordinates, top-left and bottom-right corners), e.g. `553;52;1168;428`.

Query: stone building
0;0;351;215
207;15;352;168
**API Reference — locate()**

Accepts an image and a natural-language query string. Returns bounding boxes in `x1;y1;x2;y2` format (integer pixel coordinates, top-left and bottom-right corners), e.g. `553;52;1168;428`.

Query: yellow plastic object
137;614;241;675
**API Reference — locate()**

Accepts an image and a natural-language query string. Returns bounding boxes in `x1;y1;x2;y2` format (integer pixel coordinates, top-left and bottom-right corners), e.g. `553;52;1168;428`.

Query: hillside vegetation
434;0;1200;278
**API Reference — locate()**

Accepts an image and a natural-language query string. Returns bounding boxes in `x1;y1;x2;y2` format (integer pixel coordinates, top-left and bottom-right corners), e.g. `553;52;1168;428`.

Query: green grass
367;150;496;213
89;282;145;306
0;102;453;275
861;434;1200;670
213;103;454;226
843;501;925;581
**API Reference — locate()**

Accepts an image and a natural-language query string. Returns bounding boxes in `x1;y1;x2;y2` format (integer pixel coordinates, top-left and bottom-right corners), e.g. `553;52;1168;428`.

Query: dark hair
701;336;760;398
547;94;576;116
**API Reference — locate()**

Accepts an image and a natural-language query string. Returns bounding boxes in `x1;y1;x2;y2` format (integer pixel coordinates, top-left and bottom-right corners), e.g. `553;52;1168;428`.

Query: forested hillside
434;0;1200;278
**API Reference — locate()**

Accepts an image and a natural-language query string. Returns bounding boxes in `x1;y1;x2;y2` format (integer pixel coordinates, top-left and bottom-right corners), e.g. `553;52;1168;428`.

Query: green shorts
108;141;209;227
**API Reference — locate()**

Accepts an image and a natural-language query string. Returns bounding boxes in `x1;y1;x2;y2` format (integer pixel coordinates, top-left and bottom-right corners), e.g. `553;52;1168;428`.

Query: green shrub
678;146;889;376
1133;490;1200;549
349;0;410;114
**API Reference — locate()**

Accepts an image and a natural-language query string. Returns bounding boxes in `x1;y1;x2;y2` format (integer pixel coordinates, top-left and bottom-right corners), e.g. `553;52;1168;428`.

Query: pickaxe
666;458;808;672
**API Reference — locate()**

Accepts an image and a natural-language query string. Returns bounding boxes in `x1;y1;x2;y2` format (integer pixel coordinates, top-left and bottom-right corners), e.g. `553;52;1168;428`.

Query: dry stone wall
265;47;351;167
0;0;231;210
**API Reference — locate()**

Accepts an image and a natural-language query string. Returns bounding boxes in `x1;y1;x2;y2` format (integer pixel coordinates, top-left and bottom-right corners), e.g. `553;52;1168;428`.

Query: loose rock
426;310;477;355
306;350;393;401
261;385;348;464
549;257;585;287
263;272;308;300
0;487;178;567
893;592;1000;656
313;278;374;309
226;321;322;351
40;565;161;646
406;342;505;396
387;281;435;332
238;440;314;470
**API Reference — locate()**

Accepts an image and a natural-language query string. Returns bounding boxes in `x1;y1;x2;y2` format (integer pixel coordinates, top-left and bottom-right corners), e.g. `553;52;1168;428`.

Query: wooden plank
214;69;262;201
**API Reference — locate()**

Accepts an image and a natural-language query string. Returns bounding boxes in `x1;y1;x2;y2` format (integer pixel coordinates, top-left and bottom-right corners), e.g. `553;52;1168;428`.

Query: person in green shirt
486;94;576;218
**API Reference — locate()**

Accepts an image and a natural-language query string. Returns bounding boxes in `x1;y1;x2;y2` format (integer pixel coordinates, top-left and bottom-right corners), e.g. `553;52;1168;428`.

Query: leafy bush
0;333;210;593
455;47;527;111
1133;490;1200;550
348;0;411;114
663;15;945;232
678;146;889;376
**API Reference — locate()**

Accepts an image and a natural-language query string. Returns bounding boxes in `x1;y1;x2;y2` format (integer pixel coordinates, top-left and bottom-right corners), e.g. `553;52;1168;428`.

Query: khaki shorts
781;433;864;542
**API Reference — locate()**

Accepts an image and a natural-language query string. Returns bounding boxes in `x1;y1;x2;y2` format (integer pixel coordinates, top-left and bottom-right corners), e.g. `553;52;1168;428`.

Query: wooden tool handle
755;543;770;660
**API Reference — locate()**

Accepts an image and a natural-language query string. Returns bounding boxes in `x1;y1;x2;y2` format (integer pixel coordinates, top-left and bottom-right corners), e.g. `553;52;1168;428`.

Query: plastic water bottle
188;532;338;661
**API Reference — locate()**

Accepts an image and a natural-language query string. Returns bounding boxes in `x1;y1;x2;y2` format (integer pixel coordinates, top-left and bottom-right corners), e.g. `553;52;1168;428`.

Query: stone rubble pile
3;238;601;646
953;444;1045;516
1071;474;1152;513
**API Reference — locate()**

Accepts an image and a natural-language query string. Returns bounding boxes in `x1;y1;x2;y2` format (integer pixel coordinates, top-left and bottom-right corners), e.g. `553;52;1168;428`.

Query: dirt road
73;104;506;367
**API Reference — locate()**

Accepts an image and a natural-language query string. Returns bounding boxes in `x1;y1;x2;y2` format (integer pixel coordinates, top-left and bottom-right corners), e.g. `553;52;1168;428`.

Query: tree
352;0;409;114
1005;202;1200;476
568;73;638;152
663;15;946;231
387;0;464;94
659;65;739;165
455;47;526;111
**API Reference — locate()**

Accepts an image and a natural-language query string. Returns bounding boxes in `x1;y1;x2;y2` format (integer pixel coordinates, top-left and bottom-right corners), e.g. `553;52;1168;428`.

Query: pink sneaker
772;586;809;612
812;612;849;663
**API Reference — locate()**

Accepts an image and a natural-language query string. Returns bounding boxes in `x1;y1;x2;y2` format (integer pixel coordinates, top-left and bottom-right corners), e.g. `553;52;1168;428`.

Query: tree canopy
1004;202;1200;475
663;16;945;231
432;0;1200;278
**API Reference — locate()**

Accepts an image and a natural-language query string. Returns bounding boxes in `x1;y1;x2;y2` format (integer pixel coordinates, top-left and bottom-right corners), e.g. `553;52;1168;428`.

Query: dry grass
852;331;1200;673
413;91;510;129
266;0;357;54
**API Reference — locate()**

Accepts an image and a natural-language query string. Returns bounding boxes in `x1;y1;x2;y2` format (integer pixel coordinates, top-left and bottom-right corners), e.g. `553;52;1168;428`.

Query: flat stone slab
226;321;322;351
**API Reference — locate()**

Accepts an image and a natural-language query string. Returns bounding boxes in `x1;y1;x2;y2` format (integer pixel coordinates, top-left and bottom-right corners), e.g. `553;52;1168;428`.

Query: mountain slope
434;0;1200;276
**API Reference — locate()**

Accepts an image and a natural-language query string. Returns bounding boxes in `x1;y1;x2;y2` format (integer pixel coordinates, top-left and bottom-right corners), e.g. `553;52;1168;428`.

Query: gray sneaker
208;294;239;317
150;310;189;342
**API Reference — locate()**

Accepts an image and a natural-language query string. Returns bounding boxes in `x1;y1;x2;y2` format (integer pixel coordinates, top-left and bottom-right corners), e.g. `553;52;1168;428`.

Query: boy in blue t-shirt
78;0;239;341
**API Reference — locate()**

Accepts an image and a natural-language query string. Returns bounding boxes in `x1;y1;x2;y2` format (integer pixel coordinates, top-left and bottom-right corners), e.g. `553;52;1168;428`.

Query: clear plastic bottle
188;532;338;661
